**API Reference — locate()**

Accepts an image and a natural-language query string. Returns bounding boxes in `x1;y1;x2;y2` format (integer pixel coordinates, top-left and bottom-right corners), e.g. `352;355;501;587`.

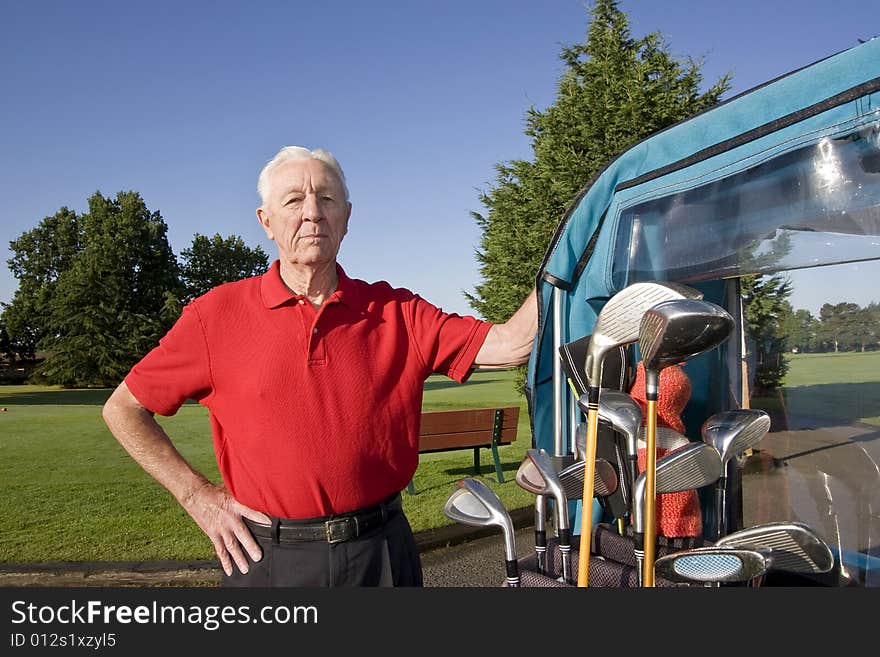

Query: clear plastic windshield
612;118;880;288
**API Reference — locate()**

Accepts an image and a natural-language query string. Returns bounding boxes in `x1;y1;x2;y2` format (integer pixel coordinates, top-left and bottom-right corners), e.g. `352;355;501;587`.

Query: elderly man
102;145;537;587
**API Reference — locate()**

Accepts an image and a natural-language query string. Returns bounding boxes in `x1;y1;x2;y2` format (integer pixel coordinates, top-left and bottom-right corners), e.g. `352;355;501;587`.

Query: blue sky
1;0;876;318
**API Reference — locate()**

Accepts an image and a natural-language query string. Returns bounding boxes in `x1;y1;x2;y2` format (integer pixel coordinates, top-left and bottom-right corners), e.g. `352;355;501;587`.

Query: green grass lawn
751;351;880;426
0;371;534;562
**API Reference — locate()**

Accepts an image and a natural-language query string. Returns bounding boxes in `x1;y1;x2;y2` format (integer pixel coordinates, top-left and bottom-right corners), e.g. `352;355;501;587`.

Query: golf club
714;520;835;576
700;409;772;540
637;297;734;586
522;457;619;582
593;389;642;506
654;546;770;586
575;413;630;526
632;442;723;585
516;449;573;583
577;280;703;586
443;477;520;587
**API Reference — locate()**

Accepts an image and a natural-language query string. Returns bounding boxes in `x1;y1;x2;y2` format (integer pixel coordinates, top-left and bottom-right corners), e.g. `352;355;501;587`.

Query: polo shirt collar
260;260;364;310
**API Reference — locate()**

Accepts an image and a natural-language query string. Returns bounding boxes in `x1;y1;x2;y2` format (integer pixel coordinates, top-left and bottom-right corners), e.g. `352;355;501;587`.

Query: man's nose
301;193;323;222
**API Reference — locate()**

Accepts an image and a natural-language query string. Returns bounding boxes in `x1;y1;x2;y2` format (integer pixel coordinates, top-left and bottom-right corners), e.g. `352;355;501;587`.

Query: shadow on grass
754;382;880;430
0;389;206;407
0;388;114;406
423;378;494;392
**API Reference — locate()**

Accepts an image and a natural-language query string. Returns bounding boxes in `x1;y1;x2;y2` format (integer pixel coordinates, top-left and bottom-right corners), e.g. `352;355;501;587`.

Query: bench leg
472;447;481;475
490;442;505;483
406;480;416;495
490;408;505;483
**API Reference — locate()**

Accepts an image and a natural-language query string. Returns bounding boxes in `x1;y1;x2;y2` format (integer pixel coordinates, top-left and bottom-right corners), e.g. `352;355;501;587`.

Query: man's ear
256;207;274;240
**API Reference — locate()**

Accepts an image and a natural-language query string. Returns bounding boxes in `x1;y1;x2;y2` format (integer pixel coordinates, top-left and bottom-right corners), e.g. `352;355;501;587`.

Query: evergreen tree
180;232;269;302
32;191;181;386
741;274;792;392
780;304;818;353
468;0;729;389
2;207;83;359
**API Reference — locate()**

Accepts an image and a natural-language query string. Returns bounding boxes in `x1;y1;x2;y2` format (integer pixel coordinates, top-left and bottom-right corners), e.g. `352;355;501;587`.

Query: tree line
0;190;267;386
780;300;880;354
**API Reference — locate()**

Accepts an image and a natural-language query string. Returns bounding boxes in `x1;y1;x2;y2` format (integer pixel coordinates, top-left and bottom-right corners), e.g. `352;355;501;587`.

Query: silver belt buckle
325;517;356;543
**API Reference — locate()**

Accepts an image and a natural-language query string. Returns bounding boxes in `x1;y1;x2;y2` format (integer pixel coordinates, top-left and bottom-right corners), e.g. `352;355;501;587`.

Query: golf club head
654;546;771;584
585;282;703;386
443;478;517;562
637;425;692;452
638;298;735;381
701;409;772;467
714;521;835;574
633;442;723;534
515;449;569;530
596;389;643;459
558;458;619;499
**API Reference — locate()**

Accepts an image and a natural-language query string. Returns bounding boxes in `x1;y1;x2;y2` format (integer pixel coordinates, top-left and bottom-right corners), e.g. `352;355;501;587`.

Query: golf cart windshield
611;118;880;288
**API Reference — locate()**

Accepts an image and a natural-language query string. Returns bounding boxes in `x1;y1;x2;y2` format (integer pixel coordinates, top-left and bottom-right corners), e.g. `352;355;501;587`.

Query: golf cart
526;36;880;587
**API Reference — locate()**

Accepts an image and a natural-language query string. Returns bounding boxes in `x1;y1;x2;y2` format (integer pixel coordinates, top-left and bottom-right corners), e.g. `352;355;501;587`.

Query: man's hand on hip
181;481;272;576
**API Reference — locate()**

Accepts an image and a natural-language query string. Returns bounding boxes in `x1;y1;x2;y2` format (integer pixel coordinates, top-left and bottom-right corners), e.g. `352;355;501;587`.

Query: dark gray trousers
222;506;423;587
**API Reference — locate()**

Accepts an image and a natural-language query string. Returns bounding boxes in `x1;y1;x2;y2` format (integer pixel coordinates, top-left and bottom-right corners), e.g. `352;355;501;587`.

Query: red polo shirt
124;260;492;519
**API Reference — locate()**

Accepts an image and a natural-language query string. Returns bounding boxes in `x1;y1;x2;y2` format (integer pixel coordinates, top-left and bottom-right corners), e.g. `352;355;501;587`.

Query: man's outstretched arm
473;287;538;369
101;382;270;575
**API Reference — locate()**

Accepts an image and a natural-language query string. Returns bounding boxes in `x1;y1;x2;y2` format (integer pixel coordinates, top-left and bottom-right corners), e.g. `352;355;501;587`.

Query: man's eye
321;195;335;201
286;197;304;205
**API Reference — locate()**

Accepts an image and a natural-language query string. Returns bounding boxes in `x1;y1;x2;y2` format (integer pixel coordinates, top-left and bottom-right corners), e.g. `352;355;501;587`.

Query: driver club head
638;298;735;378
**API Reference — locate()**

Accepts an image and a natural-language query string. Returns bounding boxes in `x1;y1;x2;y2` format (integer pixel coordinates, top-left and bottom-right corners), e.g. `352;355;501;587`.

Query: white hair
257;146;350;204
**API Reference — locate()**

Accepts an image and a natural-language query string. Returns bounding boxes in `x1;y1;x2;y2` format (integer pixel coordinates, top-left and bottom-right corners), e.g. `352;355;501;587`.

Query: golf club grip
643;398;658;588
577;404;601;587
633;532;645;587
505;560;520;587
558;528;572;583
535;529;547;575
714;476;727;540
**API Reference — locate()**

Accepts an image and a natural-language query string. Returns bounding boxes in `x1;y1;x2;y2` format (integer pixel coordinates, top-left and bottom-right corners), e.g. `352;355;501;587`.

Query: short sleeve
124;301;213;416
406;295;493;383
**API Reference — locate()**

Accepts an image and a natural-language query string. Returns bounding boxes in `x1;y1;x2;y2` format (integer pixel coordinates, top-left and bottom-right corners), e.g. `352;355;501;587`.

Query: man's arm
473;287;538;369
101;382;270;576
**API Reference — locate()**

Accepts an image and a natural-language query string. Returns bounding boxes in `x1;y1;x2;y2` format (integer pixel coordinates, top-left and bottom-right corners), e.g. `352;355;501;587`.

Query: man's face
256;158;352;268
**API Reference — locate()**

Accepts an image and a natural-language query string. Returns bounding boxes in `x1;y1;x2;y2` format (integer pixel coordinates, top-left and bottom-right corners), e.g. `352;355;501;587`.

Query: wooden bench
406;406;520;494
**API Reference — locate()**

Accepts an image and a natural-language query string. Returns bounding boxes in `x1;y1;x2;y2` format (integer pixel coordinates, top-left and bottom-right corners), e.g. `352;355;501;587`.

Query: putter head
701;409;772;467
443;478;517;561
633;442;723;534
596;389;643;458
654;546;771;584
558;458;619;499
515;449;569;529
585;282;703;386
714;521;835;574
638;299;734;383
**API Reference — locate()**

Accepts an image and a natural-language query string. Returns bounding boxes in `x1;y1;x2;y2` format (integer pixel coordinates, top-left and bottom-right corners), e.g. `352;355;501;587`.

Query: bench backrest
418;406;520;453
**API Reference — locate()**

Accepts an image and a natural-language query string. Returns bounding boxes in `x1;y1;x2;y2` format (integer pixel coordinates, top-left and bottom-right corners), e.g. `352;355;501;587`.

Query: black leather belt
244;494;401;544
